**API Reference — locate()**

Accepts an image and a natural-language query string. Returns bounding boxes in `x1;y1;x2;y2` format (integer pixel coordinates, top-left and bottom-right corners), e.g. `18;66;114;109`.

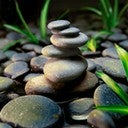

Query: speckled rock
42;45;81;58
0;95;63;128
4;61;29;79
68;98;94;121
44;57;87;83
87;110;116;128
51;27;80;36
119;40;128;50
48;20;70;30
0;77;15;92
30;55;47;72
50;32;88;48
11;53;32;62
94;84;125;119
93;57;125;79
0;122;13;128
102;47;119;59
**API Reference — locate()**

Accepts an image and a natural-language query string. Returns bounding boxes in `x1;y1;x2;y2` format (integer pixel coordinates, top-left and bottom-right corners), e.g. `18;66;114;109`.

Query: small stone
42;45;81;58
7;92;19;100
101;41;114;48
87;110;116;128
93;57;125;79
1;60;13;68
87;59;96;71
23;73;42;82
30;55;47;72
0;51;7;62
102;47;119;59
68;98;94;121
63;124;91;128
0;39;11;50
44;57;87;83
4;50;17;59
50;32;88;48
0;76;15;92
119;40;128;50
108;33;127;42
6;32;22;40
4;61;29;79
11;53;32;62
94;84;125;119
51;27;80;36
0;122;13;128
48;20;70;30
0;95;63;128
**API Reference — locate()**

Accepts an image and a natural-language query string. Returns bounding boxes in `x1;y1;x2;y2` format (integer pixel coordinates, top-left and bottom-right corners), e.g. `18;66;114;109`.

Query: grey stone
6;32;22;40
44;57;87;83
101;41;114;48
0;51;7;62
68;98;94;120
4;50;17;59
87;59;96;71
119;40;128;50
48;20;70;30
1;60;13;68
0;95;62;128
30;55;47;72
87;110;116;128
0;122;13;128
0;39;11;50
11;53;32;62
63;124;91;128
4;61;29;79
50;32;88;48
42;45;81;58
102;47;119;59
0;76;15;92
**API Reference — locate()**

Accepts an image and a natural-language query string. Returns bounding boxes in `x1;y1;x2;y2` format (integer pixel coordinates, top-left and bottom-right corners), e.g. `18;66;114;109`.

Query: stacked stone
25;20;98;95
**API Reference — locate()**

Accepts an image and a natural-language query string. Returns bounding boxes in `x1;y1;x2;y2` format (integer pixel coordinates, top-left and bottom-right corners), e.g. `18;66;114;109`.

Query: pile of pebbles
0;20;128;128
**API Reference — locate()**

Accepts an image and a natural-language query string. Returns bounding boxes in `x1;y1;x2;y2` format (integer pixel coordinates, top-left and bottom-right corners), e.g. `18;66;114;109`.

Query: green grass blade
57;9;70;20
115;44;128;80
81;7;102;16
15;0;38;44
40;0;51;39
2;39;21;52
96;71;128;105
96;105;128;114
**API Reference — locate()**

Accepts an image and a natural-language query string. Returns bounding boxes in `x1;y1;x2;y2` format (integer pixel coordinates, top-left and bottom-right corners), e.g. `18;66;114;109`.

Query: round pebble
4;61;29;79
68;98;94;120
30;55;47;72
0;76;15;92
0;95;63;128
11;53;32;62
0;122;13;128
50;32;88;48
42;45;81;58
48;20;70;30
87;110;116;128
44;57;87;83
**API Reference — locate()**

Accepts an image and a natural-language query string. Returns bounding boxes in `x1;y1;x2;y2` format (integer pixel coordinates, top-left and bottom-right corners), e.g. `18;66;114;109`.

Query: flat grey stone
0;122;13;128
44;57;87;83
0;76;15;92
86;59;96;71
101;41;114;48
11;53;32;62
102;47;119;59
93;57;125;79
42;45;81;58
87;110;116;128
68;98;94;120
50;32;88;48
4;50;17;59
119;40;128;50
51;27;80;36
30;55;47;72
4;61;29;79
108;33;127;42
48;20;70;30
94;84;125;119
0;95;62;128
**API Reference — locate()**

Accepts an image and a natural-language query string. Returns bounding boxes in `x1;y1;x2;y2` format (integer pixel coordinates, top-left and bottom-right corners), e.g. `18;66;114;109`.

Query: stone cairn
25;20;98;97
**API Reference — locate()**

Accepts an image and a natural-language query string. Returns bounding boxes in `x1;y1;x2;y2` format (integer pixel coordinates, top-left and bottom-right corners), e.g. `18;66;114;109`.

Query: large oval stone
44;57;87;83
50;32;88;48
0;95;62;128
42;45;81;58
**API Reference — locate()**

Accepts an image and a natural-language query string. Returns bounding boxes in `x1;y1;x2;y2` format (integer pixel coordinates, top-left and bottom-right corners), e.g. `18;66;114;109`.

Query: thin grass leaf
15;0;38;44
2;39;21;52
57;9;70;20
96;71;128;105
96;105;128;114
40;0;51;39
81;7;101;16
113;0;118;22
115;44;128;81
